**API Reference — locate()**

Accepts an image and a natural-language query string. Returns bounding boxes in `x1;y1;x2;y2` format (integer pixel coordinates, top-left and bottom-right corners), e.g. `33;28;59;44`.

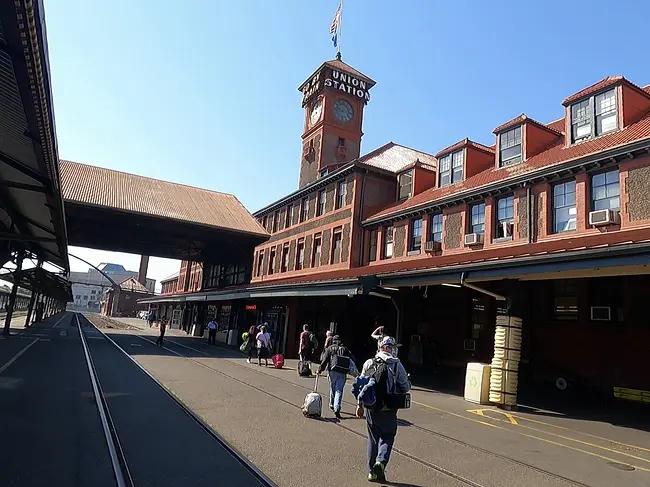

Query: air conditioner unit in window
501;222;513;238
464;233;483;246
589;209;619;227
424;240;441;252
590;306;612;321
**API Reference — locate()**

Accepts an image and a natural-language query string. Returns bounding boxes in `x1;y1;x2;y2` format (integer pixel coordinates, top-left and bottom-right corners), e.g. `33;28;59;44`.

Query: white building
69;263;155;311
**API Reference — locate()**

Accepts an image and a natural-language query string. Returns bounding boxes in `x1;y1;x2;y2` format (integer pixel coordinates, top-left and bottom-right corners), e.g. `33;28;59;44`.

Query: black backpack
365;357;393;408
329;345;351;374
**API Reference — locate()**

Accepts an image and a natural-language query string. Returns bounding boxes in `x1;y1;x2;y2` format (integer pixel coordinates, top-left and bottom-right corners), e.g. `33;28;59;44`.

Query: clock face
333;99;354;123
310;99;323;125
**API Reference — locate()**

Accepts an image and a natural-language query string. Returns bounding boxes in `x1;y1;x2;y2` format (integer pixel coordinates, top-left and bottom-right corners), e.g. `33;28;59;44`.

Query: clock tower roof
297;55;376;92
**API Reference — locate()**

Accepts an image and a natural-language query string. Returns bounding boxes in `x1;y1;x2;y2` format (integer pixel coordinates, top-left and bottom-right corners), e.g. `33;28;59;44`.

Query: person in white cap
356;336;410;483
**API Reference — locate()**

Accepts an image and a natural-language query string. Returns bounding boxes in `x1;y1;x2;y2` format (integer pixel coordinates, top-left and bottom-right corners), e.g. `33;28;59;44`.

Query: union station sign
301;68;371;106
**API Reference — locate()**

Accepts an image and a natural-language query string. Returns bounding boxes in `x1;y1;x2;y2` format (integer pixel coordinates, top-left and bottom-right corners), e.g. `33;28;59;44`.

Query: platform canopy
60;161;269;261
0;267;72;302
0;1;69;270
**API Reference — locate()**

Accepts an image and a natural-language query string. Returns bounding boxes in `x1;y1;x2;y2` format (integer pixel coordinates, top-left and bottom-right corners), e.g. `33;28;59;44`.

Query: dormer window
439;150;464;187
398;170;413;200
571;88;618;143
499;126;522;166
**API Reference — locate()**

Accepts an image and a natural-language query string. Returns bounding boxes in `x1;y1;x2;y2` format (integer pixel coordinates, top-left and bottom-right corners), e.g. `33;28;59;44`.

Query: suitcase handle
313;372;319;392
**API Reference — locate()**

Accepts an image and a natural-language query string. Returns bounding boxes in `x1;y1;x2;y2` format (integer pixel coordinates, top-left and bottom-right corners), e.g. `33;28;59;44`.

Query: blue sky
45;0;650;283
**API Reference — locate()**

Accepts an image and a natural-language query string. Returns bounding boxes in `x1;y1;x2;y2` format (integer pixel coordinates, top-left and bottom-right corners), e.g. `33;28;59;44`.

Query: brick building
145;60;650;399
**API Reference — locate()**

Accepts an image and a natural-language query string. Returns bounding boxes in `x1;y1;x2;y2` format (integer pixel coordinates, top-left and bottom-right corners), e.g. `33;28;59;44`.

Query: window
338;137;345;146
296;239;305;270
595;90;618;136
383;226;394;259
368;229;378;262
571;89;618;143
204;263;222;288
272;211;279;232
332;230;343;264
319;168;329;178
336;180;346;209
83;295;88;300
91;290;96;295
499;126;522;166
301;198;309;222
317;190;326;216
571;99;591;142
553;279;579;320
398;171;413;200
223;263;246;286
470;203;486;234
553;180;577;233
262;215;268;229
495;196;514;239
285;205;293;228
409;218;423;252
591;170;620;211
439;150;464;186
312;235;322;267
281;245;290;272
256;253;264;276
268;248;276;275
429;214;443;243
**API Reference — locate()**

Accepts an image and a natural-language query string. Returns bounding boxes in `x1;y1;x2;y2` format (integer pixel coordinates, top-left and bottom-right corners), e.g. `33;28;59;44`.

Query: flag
330;2;341;48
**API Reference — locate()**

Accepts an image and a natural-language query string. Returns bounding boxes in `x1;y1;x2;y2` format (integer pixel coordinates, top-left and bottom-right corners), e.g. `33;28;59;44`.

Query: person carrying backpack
316;335;358;419
355;336;410;483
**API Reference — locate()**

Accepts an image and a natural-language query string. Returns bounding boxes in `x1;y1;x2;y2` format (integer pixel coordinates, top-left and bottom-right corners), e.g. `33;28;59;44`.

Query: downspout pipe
357;169;368;265
527;184;533;243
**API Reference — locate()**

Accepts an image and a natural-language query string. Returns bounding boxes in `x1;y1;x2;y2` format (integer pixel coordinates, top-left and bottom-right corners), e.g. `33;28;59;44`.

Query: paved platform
106;315;650;487
0;312;274;487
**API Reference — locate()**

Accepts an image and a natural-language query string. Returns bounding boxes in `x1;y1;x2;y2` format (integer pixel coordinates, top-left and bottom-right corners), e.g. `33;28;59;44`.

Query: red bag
272;354;285;369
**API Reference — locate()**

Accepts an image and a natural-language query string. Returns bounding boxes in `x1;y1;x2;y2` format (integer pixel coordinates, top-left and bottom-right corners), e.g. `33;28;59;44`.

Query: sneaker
329;406;335;412
367;471;377;482
371;462;386;482
246;359;251;364
334;410;341;419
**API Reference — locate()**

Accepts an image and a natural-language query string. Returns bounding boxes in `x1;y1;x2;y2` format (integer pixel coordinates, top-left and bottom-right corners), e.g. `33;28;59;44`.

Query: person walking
298;324;311;362
356;336;410;483
207;318;218;345
156;316;168;347
246;324;258;363
317;335;357;419
256;325;271;367
147;310;155;328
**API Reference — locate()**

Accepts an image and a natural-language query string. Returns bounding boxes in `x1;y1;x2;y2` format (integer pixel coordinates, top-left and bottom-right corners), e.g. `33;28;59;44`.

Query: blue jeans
328;370;347;412
366;408;397;472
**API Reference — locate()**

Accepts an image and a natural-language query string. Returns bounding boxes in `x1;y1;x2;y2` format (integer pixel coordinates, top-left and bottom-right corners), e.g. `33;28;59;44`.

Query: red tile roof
356;142;437;174
545;117;566;134
365;112;650;223
119;277;151;294
60;160;268;237
563;76;623;105
435;138;494;158
493;114;563;136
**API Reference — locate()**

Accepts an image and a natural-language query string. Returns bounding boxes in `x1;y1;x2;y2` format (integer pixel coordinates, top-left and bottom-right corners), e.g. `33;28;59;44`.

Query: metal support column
24;291;37;328
2;253;24;335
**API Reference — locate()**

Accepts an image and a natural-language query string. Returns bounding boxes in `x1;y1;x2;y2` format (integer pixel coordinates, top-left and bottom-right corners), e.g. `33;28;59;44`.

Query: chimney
137;255;149;287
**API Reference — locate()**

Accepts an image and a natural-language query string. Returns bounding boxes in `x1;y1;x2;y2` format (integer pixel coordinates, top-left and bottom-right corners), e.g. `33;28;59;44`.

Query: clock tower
297;53;375;188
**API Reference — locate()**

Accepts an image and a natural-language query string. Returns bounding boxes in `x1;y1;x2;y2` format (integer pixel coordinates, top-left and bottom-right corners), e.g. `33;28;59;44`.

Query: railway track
75;313;276;487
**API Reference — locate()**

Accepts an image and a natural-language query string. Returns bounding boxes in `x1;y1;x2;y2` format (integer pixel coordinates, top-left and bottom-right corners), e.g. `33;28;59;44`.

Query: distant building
69;263;155;311
103;277;154;317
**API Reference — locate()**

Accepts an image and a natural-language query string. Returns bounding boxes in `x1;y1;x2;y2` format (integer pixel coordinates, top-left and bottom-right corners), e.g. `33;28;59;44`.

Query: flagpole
338;0;342;57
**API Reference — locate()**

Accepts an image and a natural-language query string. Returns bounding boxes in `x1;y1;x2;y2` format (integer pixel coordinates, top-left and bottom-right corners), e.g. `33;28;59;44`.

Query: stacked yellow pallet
489;315;522;407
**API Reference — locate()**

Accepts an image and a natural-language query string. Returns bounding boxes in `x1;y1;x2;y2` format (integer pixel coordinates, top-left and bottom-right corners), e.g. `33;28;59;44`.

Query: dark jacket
318;342;357;375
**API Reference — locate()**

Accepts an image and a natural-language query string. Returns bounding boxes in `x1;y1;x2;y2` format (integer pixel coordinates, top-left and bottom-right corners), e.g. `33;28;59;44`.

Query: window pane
471;203;485;233
591;170;620;211
501;145;521;161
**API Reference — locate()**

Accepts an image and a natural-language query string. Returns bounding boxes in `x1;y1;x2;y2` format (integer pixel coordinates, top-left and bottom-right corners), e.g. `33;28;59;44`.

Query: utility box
464;362;492;405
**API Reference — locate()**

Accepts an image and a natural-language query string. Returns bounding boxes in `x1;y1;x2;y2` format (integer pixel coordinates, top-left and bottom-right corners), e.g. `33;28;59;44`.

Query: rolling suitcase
301;374;322;418
272;353;285;369
298;360;312;377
